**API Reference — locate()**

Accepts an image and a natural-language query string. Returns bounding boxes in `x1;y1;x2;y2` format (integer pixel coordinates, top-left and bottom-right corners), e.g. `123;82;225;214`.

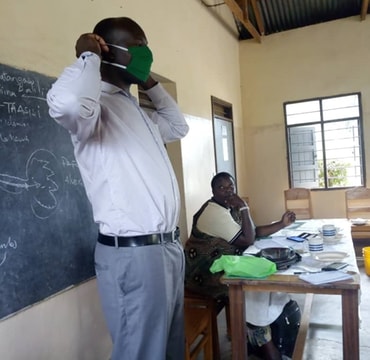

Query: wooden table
221;219;361;360
351;221;370;260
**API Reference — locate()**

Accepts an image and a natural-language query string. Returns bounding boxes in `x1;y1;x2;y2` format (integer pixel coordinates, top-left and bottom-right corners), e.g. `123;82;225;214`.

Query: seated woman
184;172;301;360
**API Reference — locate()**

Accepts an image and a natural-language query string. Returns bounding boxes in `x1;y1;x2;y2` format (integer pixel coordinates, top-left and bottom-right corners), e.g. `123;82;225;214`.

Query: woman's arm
233;206;256;247
255;211;296;238
225;194;255;248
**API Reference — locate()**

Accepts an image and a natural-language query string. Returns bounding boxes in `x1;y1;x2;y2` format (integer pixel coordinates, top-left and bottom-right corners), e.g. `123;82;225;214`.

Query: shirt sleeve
46;52;102;141
196;203;241;242
145;84;189;143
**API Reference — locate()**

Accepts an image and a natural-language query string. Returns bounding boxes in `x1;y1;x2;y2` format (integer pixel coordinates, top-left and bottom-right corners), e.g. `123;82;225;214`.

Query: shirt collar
101;81;130;97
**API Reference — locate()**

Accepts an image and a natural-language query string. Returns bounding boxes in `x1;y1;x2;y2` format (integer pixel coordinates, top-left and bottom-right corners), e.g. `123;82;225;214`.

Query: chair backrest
345;187;370;219
284;188;313;220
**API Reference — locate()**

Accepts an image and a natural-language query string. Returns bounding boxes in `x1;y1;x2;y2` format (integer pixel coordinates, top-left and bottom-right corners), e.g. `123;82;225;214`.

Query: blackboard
0;63;98;320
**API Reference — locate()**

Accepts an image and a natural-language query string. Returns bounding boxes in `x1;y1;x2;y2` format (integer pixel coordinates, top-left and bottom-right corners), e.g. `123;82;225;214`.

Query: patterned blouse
184;200;247;302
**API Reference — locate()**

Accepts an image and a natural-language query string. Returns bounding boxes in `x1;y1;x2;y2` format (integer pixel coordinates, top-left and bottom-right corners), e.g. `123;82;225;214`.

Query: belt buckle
157;228;179;243
160;230;176;243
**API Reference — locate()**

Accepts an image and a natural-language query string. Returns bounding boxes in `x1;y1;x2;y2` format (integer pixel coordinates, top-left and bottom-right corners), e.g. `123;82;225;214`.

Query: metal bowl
260;247;295;261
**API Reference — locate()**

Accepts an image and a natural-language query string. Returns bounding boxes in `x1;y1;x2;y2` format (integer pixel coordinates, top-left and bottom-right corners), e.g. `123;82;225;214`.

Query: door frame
211;96;237;182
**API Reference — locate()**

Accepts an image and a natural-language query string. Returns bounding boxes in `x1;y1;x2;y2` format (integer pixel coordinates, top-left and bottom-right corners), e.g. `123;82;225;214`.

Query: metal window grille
284;93;365;189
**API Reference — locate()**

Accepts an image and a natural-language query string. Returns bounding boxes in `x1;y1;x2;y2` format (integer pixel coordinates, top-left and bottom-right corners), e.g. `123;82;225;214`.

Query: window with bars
284;93;365;189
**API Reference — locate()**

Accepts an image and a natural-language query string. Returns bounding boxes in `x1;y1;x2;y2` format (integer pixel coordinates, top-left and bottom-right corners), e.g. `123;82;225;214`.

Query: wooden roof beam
250;0;265;35
224;0;261;42
361;0;369;20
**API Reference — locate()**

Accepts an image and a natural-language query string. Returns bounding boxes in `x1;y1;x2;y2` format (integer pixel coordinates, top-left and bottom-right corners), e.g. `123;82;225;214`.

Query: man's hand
139;75;158;90
75;33;109;58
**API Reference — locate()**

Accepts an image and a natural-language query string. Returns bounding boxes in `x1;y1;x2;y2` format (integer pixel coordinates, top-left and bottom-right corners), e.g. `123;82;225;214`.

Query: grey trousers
94;240;185;360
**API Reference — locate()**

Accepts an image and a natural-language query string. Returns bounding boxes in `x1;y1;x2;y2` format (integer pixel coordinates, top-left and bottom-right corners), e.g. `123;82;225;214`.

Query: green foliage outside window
318;160;349;188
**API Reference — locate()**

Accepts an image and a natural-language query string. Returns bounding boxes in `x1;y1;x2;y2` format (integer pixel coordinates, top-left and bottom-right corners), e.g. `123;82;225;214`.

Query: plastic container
362;247;370;276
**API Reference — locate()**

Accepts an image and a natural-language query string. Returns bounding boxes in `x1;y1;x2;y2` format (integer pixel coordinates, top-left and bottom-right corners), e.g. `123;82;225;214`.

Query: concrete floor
216;261;370;360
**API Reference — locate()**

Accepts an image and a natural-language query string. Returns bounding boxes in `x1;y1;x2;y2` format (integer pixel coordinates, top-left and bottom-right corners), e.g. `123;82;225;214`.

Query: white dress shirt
47;52;189;236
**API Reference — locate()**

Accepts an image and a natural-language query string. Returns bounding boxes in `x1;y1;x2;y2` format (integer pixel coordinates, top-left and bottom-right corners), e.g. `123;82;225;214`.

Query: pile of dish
351;218;367;226
323;233;343;244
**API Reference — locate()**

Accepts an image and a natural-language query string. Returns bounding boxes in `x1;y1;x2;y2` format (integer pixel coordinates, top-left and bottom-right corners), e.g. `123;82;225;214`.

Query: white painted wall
240;17;370;224
3;1;369;358
0;280;111;360
0;1;243;358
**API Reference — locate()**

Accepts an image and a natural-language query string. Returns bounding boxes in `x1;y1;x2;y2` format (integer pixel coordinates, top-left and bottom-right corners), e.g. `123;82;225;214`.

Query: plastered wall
3;1;369;358
0;1;243;359
240;17;370;224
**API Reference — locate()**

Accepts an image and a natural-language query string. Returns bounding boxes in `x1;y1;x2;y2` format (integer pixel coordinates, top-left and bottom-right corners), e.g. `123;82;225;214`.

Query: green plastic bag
209;255;277;278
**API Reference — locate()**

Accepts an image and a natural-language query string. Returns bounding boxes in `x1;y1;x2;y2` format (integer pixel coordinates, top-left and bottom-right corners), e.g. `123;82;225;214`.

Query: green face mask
102;43;153;82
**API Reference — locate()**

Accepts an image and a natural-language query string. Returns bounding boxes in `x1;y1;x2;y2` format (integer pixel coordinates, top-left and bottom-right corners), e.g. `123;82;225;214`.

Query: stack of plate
351;218;367;226
323;233;342;244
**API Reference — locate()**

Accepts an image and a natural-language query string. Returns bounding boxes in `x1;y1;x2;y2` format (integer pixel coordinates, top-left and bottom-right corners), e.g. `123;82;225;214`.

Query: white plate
351;218;367;226
313;251;349;262
323;233;343;244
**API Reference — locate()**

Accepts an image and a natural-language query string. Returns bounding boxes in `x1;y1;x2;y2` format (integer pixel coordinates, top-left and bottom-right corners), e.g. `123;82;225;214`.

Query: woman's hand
281;211;296;227
224;194;247;210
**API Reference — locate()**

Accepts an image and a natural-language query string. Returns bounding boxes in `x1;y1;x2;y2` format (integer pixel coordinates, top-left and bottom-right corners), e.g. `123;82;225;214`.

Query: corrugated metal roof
235;0;365;40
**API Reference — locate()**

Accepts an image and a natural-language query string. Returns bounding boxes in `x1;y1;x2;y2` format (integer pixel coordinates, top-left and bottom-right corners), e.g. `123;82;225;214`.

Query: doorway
211;96;236;181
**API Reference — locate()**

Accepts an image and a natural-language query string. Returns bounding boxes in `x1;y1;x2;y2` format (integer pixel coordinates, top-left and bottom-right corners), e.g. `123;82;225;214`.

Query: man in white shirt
47;17;189;360
185;172;300;360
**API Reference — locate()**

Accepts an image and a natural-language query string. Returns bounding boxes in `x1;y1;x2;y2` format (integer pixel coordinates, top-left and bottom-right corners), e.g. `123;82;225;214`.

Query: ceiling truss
222;0;369;42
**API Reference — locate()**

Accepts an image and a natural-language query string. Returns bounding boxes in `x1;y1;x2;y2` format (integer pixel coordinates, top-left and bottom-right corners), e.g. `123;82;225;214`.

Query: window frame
284;92;366;190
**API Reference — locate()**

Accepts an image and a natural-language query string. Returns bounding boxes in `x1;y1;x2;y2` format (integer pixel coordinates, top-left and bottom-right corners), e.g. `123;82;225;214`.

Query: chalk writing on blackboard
0;63;97;320
0;149;60;219
0;237;17;266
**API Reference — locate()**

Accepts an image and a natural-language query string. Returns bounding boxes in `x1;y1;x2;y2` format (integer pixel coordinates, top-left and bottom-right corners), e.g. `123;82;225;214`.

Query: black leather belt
98;228;180;247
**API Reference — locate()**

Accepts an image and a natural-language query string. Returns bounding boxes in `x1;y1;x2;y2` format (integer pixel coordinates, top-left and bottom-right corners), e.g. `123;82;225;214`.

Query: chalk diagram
0;148;62;219
0;237;17;267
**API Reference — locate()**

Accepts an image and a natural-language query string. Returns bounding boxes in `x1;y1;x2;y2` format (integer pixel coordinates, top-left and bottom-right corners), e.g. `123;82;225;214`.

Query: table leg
342;289;359;360
228;285;247;359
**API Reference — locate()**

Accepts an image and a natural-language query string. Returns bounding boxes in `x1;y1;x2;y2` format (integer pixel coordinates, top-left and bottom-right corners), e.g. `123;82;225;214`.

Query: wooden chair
184;289;230;360
345;187;370;219
345;187;370;259
184;295;213;360
284;188;313;219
